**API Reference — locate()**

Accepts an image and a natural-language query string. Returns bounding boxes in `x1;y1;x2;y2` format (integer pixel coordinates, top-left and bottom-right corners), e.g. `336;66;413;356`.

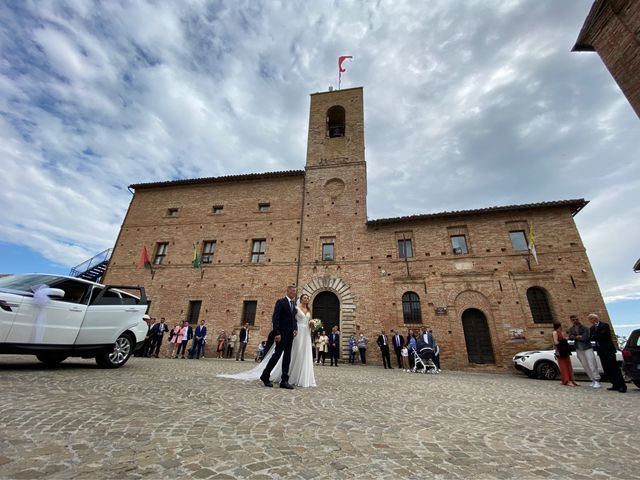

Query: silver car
0;274;148;368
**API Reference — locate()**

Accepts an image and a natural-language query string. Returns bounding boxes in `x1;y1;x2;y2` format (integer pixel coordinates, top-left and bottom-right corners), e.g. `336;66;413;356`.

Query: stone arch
453;290;498;366
301;276;355;356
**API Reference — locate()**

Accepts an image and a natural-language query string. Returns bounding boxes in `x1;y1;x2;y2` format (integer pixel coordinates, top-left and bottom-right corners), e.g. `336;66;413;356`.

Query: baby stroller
411;338;438;374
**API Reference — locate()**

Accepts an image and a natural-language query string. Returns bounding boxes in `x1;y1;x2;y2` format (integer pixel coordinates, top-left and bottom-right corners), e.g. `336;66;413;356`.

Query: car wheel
36;354;68;365
95;333;133;369
621;367;631;383
535;361;559;380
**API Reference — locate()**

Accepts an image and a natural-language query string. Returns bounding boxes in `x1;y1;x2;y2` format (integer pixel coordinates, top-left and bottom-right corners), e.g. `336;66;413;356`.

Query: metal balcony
69;248;113;283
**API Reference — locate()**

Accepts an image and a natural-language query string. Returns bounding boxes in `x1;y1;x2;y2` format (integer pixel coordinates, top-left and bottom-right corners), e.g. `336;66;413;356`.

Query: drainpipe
295;173;307;288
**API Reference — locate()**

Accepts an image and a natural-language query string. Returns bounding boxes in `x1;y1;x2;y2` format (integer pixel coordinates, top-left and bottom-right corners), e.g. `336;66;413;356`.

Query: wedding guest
589;313;626;392
391;329;404;369
216;330;226;359
236;322;250;361
567;315;601;388
227;330;237;359
148;317;169;358
140;317;155;357
190;320;207;359
329;326;340;366
553;322;578;386
401;344;410;372
317;330;328;365
313;332;321;363
428;329;441;372
255;341;266;362
348;334;357;364
357;333;368;365
376;329;392;369
167;323;181;359
406;329;417;369
175;320;192;359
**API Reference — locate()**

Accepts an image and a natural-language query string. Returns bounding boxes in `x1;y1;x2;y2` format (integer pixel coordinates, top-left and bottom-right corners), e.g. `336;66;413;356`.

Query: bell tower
300;87;367;266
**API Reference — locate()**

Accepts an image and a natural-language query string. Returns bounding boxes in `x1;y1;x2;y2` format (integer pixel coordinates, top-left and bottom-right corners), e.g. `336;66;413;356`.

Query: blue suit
261;297;298;384
190;324;207;359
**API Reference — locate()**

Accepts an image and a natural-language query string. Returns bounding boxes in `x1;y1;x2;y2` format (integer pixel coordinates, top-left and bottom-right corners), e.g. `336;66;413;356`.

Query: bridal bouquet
309;318;323;330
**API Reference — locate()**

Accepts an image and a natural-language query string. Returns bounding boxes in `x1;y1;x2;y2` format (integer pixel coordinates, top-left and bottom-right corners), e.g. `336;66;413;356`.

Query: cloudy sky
1;1;638;335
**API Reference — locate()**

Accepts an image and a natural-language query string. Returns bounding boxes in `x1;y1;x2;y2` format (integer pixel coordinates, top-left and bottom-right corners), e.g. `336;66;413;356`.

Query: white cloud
0;0;639;308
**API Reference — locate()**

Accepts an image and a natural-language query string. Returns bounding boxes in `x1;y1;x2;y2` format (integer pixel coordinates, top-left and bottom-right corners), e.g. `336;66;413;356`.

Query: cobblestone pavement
0;354;638;480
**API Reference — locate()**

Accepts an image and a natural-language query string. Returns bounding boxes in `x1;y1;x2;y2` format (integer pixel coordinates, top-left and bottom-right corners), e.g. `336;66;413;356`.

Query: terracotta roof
129;170;305;190
367;199;589;226
572;0;606;52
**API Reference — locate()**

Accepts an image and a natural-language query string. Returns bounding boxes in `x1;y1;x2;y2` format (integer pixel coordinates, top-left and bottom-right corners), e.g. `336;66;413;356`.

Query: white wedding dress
217;309;316;387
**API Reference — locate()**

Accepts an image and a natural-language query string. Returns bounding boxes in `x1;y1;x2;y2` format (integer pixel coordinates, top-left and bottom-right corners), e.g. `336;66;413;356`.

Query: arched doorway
461;308;495;364
312;291;340;335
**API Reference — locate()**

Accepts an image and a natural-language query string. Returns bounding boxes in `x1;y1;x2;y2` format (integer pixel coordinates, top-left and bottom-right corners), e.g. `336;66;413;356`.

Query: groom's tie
290;299;295;312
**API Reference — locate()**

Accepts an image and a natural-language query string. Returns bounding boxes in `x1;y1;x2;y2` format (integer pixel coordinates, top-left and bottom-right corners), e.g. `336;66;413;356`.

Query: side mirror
47;288;65;298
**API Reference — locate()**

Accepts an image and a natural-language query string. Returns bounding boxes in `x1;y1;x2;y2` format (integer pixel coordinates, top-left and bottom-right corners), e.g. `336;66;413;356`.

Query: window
451;235;468;255
251;239;266;263
187;300;202;324
258;203;271;212
402;292;422;324
212;205;224;214
242;300;257;325
510;231;529;251
327;105;346;138
167;208;178;217
153;242;169;265
527;287;553;324
322;243;335;261
398;239;413;258
201;241;216;264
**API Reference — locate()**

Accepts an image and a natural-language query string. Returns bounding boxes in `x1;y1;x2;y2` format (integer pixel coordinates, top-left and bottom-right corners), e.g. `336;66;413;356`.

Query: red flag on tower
338;55;353;89
137;245;153;270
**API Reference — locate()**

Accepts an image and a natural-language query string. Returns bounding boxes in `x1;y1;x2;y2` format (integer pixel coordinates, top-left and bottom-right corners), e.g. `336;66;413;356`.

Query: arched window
527;287;553;324
402;292;422;324
327;106;345;138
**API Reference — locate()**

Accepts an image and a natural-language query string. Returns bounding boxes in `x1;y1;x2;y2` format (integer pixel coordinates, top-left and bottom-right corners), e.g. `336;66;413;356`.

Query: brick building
103;87;611;370
573;0;640;118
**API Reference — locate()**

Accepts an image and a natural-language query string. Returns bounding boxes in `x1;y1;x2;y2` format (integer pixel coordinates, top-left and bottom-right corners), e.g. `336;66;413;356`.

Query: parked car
0;274;148;368
622;329;640;388
512;341;626;381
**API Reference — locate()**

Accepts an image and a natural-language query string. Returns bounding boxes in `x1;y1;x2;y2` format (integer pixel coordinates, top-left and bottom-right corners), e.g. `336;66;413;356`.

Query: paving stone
0;355;639;479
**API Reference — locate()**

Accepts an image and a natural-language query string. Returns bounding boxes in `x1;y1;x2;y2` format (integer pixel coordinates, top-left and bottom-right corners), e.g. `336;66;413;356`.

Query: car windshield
0;274;71;292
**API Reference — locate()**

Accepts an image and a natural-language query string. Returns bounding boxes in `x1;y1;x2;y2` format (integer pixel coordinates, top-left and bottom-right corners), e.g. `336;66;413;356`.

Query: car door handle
125;308;139;312
69;307;84;312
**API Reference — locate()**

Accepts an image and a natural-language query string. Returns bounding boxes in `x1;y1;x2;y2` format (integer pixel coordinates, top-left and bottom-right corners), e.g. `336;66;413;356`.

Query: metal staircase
69;248;113;283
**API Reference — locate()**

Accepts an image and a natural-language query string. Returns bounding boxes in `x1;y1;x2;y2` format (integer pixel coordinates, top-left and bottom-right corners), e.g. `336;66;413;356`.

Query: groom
260;285;298;389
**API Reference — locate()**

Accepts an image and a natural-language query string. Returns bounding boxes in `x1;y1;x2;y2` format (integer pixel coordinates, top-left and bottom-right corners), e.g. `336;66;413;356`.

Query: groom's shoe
279;381;294;390
260;376;273;388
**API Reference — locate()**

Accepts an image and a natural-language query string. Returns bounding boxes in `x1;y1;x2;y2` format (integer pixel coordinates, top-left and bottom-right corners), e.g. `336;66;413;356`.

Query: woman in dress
217;294;317;387
216;331;226;359
553;322;578;386
167;323;182;358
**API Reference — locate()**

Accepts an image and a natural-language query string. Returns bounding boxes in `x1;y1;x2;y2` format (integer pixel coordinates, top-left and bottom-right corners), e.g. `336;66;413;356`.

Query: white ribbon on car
31;284;54;343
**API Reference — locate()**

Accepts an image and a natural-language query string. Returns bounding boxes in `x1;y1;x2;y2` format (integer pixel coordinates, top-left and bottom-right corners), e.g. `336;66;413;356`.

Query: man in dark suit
377;329;393;369
391;329;405;369
260;285;298;389
589;313;626;392
190;320;207;359
236;322;250;361
329;326;340;367
148;317;168;358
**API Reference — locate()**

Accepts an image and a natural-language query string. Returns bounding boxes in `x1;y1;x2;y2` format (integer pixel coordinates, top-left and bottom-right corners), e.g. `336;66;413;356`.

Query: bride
217;294;316;387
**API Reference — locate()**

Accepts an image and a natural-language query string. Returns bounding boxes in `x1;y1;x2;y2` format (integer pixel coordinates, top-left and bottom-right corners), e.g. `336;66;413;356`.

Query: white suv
0;274;148;368
512;341;626;381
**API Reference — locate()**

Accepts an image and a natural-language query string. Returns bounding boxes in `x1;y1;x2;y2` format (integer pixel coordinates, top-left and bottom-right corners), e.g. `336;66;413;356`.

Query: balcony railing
69;248;113;282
